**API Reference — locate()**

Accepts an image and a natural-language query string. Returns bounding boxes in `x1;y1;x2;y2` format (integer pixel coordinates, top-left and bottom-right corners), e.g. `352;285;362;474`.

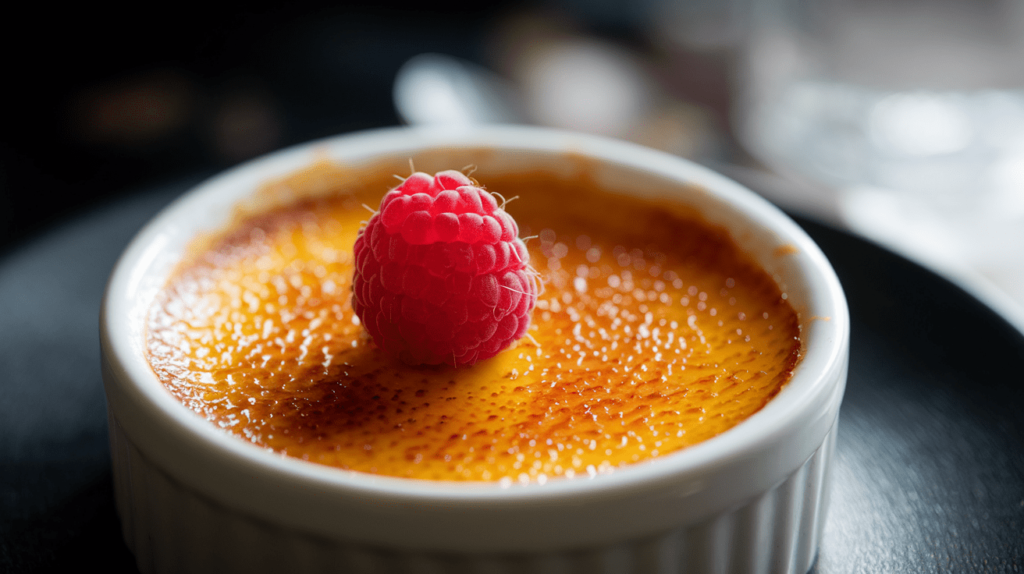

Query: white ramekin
101;125;849;574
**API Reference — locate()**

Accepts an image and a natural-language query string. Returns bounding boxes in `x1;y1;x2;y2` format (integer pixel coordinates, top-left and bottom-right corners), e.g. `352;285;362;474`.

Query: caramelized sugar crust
146;166;801;483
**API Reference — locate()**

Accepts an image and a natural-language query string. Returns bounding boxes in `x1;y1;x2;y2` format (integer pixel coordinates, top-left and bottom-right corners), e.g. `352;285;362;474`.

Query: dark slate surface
1;178;1022;573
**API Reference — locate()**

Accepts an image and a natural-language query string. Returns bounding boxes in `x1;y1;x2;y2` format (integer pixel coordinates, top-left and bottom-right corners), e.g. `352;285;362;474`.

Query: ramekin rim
102;124;849;503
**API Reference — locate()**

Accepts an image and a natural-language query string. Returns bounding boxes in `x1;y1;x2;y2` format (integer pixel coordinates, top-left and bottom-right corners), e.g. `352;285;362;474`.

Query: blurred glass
736;0;1024;309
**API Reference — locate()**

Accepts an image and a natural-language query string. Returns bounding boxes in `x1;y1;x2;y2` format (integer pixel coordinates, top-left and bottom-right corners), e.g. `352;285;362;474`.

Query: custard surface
146;166;800;483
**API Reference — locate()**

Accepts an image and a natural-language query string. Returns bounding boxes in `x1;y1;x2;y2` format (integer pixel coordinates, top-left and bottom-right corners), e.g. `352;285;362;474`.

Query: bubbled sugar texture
352;170;537;366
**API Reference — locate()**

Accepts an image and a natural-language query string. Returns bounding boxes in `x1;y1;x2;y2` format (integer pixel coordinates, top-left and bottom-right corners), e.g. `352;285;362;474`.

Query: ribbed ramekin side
662;422;835;574
108;415;836;574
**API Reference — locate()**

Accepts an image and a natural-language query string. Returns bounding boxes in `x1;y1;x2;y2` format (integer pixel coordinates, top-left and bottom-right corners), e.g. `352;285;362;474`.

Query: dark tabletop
1;175;1022;573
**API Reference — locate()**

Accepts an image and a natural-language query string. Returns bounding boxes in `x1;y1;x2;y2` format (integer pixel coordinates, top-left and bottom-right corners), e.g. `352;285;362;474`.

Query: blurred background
2;0;1022;316
3;2;1024;571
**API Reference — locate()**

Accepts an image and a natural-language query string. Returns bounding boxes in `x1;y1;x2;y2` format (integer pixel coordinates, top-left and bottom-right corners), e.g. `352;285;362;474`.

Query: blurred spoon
393;53;523;126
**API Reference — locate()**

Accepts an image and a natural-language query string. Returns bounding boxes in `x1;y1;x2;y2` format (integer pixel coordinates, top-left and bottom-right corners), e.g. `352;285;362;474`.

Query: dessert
104;128;848;574
145;161;801;484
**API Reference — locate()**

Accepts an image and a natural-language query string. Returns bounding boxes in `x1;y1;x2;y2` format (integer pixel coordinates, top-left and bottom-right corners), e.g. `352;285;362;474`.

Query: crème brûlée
145;163;801;484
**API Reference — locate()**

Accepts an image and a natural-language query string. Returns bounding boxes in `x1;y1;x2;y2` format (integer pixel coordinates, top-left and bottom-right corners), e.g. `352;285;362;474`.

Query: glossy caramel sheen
146;165;800;483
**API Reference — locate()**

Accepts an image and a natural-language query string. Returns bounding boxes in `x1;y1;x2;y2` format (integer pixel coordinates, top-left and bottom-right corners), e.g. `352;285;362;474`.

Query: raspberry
352;170;537;366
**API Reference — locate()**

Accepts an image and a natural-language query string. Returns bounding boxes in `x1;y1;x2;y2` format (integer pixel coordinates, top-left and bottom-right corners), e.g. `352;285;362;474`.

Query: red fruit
352;170;537;366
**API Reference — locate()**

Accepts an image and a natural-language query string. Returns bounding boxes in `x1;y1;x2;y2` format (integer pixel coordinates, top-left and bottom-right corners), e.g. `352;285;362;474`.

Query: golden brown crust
146;166;800;483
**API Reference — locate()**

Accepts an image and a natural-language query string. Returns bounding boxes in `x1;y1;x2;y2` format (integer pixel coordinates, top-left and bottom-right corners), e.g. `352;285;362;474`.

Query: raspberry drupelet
352;169;538;366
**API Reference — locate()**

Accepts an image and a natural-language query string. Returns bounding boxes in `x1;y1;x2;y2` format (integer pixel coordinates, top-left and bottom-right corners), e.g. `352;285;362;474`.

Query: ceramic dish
100;125;849;574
